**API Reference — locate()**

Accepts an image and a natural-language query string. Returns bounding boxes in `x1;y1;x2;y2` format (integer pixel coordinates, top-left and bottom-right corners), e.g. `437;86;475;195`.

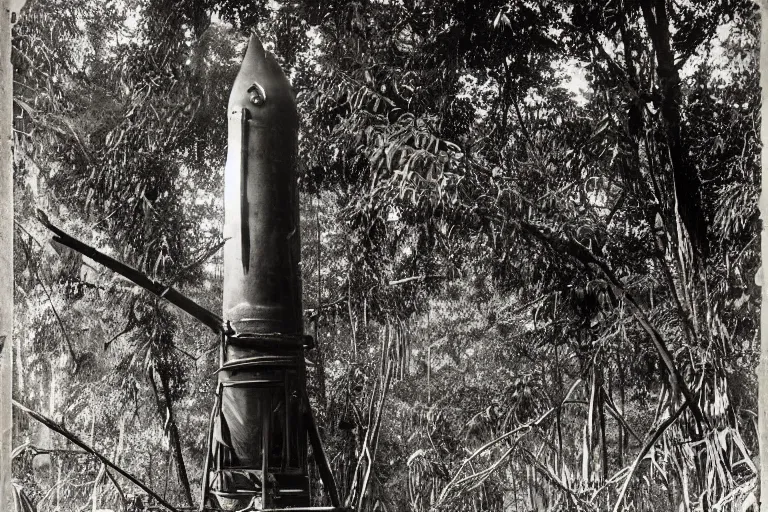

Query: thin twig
13;219;43;248
388;274;444;286
437;379;583;505
167;238;227;286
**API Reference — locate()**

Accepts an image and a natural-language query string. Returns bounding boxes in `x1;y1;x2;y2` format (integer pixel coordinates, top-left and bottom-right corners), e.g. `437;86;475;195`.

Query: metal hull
208;35;309;511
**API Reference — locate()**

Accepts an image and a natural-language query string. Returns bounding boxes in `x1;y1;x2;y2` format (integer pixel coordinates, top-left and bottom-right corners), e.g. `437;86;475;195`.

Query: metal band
226;332;314;350
220;379;283;387
216;356;303;374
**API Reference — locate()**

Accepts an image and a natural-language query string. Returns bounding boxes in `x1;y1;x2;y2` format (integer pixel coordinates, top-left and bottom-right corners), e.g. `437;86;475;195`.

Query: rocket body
209;35;310;510
223;36;302;336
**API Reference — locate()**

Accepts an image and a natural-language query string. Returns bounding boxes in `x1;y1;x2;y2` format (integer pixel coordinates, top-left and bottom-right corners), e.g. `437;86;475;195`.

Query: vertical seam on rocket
240;108;251;274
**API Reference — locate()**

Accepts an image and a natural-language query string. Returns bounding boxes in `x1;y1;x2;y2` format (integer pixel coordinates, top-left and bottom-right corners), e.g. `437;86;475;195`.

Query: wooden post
760;2;768;510
0;0;12;508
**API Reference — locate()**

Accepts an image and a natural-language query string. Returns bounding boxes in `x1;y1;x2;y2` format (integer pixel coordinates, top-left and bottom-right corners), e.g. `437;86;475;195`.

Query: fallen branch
37;210;223;334
12;400;181;512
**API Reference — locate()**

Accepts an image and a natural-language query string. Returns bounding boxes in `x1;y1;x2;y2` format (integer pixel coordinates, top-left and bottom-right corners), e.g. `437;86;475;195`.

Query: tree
10;0;235;507
1;0;12;508
759;1;768;510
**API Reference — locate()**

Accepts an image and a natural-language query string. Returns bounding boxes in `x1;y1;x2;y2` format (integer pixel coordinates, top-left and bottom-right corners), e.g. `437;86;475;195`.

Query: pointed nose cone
229;34;297;128
240;34;267;80
223;34;301;334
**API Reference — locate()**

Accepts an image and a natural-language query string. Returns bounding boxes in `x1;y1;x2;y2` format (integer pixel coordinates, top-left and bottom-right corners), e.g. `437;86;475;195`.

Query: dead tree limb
12;400;181;512
37;210;222;333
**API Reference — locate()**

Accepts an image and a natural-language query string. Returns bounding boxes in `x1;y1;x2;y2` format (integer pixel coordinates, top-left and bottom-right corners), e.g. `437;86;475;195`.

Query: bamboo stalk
611;401;689;512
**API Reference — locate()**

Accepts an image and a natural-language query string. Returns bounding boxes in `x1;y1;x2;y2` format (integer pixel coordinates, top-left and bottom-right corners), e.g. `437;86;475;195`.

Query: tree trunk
159;372;193;508
640;0;707;261
758;4;768;511
150;369;193;507
0;0;13;508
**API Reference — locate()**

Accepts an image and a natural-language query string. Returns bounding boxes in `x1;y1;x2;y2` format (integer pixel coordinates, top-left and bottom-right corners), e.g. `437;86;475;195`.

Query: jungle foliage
8;0;763;511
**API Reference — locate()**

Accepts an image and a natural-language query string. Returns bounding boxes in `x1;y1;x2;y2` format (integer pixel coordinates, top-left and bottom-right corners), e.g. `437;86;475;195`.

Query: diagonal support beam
37;210;223;333
303;395;342;508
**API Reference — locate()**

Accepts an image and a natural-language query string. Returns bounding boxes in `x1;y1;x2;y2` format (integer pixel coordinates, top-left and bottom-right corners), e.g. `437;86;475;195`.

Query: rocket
208;34;317;512
223;34;301;336
39;34;344;512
